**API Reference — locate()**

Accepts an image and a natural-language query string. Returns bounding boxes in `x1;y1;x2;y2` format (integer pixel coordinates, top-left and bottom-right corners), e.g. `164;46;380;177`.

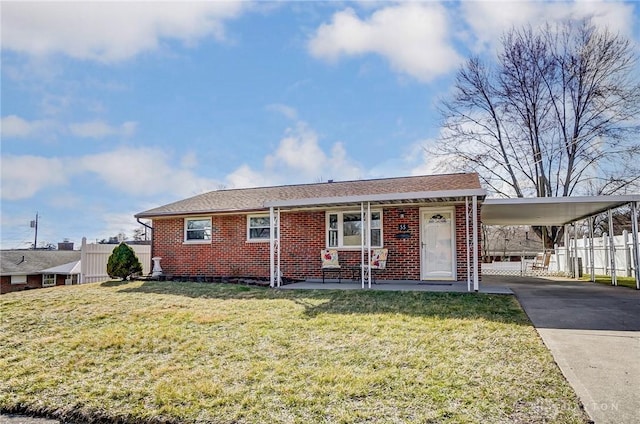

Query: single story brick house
135;173;486;289
0;250;81;294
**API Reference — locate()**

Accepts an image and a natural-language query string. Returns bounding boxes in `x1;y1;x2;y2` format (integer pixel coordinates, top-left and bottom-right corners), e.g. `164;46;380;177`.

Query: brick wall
0;274;43;294
151;204;481;282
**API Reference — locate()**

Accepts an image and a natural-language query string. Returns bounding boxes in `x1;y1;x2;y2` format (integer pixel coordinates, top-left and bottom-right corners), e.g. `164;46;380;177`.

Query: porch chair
364;248;388;284
321;249;341;283
529;252;551;271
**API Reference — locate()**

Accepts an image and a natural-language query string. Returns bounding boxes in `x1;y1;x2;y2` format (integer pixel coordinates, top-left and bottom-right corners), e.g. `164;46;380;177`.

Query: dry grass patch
1;281;588;423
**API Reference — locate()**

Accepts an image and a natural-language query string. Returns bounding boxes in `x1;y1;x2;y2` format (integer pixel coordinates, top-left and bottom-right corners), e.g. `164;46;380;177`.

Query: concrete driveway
485;275;640;424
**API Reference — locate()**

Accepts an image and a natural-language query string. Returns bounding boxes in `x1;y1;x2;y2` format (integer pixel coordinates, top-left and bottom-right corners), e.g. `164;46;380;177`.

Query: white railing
80;237;151;283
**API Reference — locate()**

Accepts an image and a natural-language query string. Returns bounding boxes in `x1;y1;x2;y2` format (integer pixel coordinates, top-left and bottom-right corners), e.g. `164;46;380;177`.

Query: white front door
420;208;455;280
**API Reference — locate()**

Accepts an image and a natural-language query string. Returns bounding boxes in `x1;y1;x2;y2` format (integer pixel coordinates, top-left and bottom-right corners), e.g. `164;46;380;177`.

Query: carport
481;195;640;289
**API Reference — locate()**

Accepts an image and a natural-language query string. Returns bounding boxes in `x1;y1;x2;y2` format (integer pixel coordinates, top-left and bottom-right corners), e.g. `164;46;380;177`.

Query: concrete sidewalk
485;276;640;424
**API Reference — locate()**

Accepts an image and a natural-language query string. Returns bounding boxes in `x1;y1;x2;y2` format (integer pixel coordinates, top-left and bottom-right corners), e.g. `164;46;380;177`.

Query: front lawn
1;282;588;423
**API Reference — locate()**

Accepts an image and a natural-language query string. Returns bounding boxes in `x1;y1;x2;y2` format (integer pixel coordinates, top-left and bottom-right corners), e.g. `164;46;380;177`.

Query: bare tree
432;19;640;246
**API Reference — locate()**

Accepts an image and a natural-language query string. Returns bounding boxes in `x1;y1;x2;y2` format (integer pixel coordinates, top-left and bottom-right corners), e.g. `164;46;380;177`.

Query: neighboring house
135;173;486;285
482;225;544;262
0;250;81;294
1;241;151;294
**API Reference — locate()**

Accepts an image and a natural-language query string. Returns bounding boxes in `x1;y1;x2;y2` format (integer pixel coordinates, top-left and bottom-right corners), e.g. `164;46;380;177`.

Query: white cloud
266;103;298;120
0;146;219;201
308;3;461;82
406;140;442;177
100;211;147;241
461;0;637;53
225;164;275;189
1;115;57;138
77;147;218;197
0;155;69;200
69;120;137;138
1;2;248;62
225;121;363;188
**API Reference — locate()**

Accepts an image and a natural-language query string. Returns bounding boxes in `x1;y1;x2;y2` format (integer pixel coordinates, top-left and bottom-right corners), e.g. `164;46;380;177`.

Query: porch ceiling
481;195;640;226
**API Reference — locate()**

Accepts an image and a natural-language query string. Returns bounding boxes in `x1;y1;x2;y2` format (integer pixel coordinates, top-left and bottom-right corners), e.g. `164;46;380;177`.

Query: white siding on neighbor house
80;238;151;283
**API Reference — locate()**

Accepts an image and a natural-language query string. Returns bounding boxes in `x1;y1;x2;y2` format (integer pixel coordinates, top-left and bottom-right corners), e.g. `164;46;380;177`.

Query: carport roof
481;195;640;226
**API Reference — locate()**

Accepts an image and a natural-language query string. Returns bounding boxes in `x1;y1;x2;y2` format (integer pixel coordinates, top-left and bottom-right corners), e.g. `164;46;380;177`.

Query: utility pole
30;212;38;249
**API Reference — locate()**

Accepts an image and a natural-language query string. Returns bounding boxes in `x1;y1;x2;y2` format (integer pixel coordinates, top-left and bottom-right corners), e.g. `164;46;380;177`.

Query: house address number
398;224;409;231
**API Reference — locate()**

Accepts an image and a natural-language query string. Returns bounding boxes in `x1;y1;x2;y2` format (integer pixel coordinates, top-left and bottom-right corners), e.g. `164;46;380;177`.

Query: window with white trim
326;211;382;248
184;217;212;242
247;214;272;241
43;274;56;287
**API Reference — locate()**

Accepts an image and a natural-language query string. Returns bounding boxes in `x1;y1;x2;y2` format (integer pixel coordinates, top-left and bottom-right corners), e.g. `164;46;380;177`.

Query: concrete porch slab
279;279;513;294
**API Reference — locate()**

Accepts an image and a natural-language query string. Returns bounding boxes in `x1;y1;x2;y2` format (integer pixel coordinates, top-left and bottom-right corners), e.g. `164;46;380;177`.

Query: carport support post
631;201;640;290
564;224;570;277
367;202;372;289
472;195;479;292
573;224;579;279
589;217;595;282
608;209;617;286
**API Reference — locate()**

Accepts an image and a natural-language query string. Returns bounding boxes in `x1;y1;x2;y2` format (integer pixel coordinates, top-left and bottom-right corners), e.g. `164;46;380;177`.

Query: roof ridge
214;172;477;193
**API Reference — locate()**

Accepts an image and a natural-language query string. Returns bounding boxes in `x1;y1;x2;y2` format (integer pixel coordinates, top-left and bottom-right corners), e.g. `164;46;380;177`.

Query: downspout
137;218;154;272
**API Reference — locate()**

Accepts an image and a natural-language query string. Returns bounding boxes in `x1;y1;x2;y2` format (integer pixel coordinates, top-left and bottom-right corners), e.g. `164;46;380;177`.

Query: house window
247;215;272;241
42;274;56;287
184;217;211;242
11;275;26;285
326;211;382;248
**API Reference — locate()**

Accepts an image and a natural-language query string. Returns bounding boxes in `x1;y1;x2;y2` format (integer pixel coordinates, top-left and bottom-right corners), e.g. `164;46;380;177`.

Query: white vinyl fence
80;237;151;283
554;230;639;277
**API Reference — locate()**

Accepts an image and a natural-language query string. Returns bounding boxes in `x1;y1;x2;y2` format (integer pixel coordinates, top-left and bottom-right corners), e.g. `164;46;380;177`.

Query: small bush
107;243;143;280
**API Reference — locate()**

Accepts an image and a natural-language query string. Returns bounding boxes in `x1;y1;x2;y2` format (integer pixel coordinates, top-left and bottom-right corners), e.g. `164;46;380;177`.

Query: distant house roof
41;260;81;275
136;173;485;218
0;250;81;275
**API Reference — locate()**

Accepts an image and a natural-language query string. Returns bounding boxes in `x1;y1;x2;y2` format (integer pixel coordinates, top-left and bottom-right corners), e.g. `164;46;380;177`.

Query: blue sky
2;1;639;249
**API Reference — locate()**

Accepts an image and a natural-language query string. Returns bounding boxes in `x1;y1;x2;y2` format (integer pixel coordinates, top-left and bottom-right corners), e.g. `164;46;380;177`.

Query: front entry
420;208;456;280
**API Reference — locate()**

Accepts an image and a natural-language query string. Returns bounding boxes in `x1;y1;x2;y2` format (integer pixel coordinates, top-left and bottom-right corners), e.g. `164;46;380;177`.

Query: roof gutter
137;217;153;230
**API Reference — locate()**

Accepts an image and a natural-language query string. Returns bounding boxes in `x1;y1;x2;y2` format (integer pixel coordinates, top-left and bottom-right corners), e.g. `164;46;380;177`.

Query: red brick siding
0;274;44;294
151;204;481;282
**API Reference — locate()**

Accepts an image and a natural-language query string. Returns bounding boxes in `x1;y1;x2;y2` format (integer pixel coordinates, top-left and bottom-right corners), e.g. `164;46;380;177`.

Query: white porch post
466;197;471;292
472;195;479;292
367;202;372;289
269;207;281;288
608;209;617;286
276;208;281;287
631;201;640;290
361;202;365;289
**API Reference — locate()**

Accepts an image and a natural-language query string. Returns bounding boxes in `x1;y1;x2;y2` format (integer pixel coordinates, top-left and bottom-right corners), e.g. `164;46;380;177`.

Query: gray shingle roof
0;250;81;275
136;173;482;218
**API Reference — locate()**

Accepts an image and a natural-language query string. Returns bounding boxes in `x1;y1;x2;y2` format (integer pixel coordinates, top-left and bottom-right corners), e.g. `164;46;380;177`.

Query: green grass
582;274;638;289
1;281;588;423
